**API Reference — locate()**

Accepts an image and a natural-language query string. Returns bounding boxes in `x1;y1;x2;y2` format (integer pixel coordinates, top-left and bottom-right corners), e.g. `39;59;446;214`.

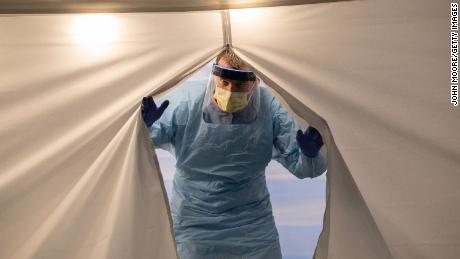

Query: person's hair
215;49;247;69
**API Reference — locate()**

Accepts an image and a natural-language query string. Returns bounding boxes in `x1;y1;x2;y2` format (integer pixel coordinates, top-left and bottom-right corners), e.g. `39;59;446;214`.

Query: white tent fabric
0;11;223;259
0;1;458;259
231;1;460;258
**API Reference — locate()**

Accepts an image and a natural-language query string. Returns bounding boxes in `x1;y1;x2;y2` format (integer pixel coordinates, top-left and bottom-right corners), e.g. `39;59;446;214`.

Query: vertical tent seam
220;10;232;48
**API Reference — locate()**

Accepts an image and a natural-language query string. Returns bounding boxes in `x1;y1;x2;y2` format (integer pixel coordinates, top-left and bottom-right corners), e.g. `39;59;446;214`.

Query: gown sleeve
149;97;177;153
270;94;327;179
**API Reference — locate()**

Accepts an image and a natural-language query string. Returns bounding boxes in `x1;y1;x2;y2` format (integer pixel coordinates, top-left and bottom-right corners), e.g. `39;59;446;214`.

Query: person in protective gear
141;49;327;259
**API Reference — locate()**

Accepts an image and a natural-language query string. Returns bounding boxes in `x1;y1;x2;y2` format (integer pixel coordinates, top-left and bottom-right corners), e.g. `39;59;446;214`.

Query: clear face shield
202;64;261;124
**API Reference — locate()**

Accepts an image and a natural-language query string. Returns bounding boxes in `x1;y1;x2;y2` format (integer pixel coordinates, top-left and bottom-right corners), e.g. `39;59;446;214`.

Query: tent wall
230;0;460;258
0;11;223;259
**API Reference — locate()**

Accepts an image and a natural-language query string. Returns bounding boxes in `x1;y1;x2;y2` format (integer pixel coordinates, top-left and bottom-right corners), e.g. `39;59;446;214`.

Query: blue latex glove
296;126;324;158
141;96;169;128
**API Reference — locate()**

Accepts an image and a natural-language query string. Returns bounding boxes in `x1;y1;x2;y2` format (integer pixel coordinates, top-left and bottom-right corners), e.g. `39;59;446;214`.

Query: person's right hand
296;126;324;158
141;96;169;128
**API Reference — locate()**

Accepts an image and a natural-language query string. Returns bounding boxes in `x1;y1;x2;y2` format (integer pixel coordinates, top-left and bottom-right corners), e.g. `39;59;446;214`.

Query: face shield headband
212;64;257;82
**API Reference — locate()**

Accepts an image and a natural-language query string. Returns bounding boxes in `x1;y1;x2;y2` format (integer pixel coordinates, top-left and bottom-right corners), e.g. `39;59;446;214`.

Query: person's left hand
296;126;324;158
141;96;169;128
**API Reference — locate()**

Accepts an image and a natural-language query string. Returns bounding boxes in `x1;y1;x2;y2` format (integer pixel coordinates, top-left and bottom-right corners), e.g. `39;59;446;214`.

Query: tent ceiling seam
0;0;353;14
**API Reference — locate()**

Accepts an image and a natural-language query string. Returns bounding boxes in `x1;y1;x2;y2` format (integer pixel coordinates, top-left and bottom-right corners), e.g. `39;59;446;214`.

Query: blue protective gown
150;81;327;259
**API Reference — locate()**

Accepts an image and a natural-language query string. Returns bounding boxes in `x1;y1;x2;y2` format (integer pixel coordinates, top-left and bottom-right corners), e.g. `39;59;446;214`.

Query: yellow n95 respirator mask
213;87;251;113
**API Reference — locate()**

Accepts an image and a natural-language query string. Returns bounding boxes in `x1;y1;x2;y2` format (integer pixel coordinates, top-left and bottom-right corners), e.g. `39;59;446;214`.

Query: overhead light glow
72;14;119;51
